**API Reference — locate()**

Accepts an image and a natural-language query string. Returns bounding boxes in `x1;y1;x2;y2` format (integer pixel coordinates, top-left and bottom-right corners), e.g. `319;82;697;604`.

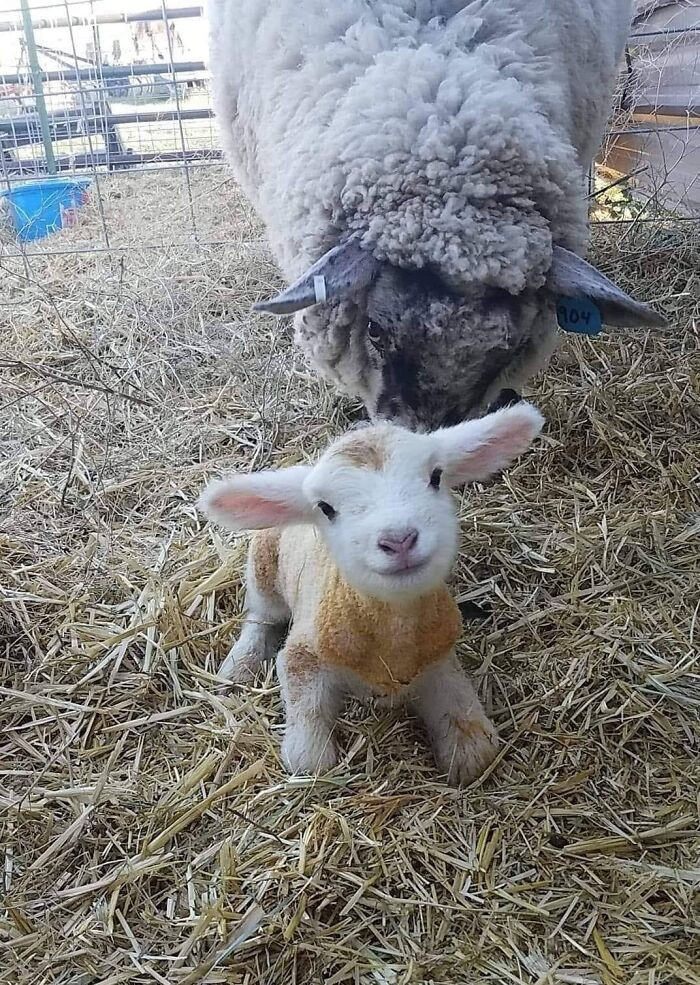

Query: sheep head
254;239;665;430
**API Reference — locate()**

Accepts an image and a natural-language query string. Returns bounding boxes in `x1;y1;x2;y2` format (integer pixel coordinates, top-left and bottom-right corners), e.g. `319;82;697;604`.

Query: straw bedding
1;168;699;985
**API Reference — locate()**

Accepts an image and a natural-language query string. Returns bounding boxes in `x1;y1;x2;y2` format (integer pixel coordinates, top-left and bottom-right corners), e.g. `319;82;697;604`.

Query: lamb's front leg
412;653;499;786
277;639;343;774
219;531;289;683
219;605;287;683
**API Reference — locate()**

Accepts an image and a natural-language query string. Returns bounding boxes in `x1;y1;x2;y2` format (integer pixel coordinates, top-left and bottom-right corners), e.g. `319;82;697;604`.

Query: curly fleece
208;0;633;294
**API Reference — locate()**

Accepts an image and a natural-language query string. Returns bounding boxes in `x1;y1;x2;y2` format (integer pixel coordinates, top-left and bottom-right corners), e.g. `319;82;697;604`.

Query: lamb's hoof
217;649;261;685
434;716;499;787
487;389;522;413
282;726;337;775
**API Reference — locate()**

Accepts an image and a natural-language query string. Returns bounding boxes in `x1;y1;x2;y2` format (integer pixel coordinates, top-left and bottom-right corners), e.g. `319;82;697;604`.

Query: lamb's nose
378;529;419;556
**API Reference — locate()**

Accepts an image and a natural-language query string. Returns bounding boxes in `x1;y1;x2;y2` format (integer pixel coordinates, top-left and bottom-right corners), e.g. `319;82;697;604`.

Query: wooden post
19;0;57;175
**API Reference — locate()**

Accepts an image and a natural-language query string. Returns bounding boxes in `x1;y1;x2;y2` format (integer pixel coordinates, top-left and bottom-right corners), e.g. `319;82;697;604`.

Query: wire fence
0;0;699;260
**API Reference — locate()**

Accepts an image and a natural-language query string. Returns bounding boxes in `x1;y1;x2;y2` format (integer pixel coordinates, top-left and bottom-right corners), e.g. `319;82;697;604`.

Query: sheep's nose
378;529;419;556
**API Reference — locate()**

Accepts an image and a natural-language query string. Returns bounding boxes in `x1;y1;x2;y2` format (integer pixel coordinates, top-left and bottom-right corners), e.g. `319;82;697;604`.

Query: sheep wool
208;1;661;428
210;0;630;284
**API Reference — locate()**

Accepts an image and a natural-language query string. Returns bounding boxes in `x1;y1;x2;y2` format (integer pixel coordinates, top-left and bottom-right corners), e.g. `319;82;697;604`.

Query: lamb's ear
548;245;666;327
198;466;314;531
254;236;381;315
437;403;544;486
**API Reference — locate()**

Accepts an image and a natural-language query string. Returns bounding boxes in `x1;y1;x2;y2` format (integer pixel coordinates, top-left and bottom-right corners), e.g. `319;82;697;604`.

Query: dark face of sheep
293;279;551;430
358;268;547;430
255;237;666;430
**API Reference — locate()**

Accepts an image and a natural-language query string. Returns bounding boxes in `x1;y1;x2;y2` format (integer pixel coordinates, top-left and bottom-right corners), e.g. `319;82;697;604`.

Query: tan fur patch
251;528;281;598
454;718;488;741
333;432;388;471
282;640;320;702
315;571;462;694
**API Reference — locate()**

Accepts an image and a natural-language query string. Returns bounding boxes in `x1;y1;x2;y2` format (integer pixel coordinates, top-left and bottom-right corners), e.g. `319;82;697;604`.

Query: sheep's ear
254;237;380;315
548;246;666;327
437;403;544;485
198;466;314;531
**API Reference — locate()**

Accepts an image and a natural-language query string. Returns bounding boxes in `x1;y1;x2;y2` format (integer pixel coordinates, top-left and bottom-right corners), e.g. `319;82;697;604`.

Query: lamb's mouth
376;559;429;578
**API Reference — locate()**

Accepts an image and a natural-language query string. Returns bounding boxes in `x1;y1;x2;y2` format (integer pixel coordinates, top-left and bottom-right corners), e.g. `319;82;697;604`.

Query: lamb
198;401;544;784
207;0;665;430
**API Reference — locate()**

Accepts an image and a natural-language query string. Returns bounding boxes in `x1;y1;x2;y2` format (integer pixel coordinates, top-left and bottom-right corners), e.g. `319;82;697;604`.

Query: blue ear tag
556;297;603;336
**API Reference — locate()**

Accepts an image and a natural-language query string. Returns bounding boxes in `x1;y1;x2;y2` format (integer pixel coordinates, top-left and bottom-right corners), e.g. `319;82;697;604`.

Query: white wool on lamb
208;1;664;429
199;402;544;785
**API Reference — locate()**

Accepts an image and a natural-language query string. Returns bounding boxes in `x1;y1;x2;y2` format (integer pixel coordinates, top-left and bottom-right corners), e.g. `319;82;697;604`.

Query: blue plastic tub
0;178;91;241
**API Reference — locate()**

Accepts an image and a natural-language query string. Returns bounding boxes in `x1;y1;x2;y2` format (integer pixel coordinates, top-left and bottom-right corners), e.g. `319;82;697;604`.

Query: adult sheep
208;0;664;429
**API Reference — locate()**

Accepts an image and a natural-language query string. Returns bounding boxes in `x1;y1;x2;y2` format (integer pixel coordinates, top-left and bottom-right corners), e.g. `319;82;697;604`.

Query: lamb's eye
317;501;337;520
429;468;443;490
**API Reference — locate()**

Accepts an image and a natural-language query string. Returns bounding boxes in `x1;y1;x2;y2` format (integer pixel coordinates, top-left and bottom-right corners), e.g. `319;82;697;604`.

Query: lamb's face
199;404;545;604
304;424;460;602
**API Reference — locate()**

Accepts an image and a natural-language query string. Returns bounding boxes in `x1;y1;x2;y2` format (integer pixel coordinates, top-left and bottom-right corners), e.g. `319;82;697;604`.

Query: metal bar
0;107;214;129
0;109;215;154
4;149;223;173
591;215;700;225
0;119;88;147
0;62;207;84
630;26;700;40
0;109;86;133
3;159;224;185
18;0;56;174
0;237;255;260
627;105;700;119
100;108;213;126
3;0;142;9
1;76;208;103
0;7;204;34
608;124;700;136
35;41;97;67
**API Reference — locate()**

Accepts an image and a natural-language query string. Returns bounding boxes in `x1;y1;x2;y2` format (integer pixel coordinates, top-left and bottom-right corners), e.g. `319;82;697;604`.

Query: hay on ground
1;168;699;985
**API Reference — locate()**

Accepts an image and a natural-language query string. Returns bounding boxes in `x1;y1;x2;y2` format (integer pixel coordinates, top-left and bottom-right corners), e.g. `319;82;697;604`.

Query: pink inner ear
211;491;299;525
500;419;536;448
458;441;497;476
454;423;535;479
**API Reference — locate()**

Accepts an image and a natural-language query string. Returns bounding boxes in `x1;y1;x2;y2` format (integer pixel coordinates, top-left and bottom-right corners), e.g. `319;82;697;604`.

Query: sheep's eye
317;501;337;520
367;320;383;352
429;468;443;490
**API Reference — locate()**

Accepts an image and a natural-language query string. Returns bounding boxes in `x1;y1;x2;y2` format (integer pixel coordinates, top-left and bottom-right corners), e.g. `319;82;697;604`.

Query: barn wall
600;0;700;215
